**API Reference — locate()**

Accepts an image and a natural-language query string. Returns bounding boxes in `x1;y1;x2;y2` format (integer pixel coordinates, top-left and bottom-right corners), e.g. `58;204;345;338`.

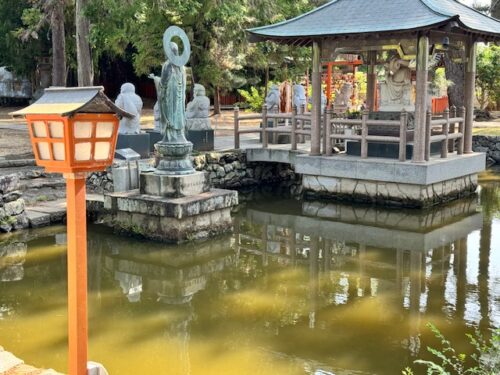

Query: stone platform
103;188;238;243
140;171;209;198
295;152;485;208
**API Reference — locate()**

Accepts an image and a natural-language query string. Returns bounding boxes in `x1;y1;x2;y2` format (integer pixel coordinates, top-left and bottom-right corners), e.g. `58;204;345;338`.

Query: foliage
476;45;500;110
0;0;49;77
402;323;500;375
238;86;265;112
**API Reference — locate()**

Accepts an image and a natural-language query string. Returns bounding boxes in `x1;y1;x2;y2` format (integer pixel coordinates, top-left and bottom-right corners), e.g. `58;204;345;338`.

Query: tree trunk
443;53;464;108
213;86;221;115
76;0;94;86
51;0;66;86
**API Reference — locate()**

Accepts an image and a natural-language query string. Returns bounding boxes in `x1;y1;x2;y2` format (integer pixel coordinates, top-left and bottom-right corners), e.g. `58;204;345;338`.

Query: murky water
1;170;499;375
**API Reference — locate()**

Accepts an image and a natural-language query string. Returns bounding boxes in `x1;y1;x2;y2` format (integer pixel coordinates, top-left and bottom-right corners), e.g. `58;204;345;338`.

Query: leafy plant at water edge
402;323;500;375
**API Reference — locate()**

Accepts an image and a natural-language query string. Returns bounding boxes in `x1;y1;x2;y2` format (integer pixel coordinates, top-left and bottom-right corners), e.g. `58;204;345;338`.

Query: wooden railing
234;104;312;150
324;109;409;160
234;105;465;161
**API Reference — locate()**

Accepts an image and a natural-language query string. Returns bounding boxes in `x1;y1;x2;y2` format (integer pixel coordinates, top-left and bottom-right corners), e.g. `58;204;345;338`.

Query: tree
476;45;500;109
76;0;93;86
0;0;48;78
15;0;69;86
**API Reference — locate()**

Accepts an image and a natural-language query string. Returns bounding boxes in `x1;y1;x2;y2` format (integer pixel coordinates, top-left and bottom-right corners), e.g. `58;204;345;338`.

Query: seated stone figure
265;84;280;112
379;56;414;111
186;84;211;131
115;83;143;134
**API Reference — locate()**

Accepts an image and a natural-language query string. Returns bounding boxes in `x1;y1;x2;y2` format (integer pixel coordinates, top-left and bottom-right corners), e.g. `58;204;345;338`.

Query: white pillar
310;41;322;156
464;38;476;154
412;35;429;163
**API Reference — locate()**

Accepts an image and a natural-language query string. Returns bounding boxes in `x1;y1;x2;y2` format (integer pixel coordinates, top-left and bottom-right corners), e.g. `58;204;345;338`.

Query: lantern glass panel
74;142;92;161
94;141;110;160
74;122;93;139
49;121;64;138
96;122;114;138
52;143;65;161
37;142;51;160
32;121;47;137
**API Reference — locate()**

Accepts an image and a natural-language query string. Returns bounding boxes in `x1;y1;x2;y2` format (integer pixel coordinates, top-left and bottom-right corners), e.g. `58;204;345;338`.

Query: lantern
11;87;132;375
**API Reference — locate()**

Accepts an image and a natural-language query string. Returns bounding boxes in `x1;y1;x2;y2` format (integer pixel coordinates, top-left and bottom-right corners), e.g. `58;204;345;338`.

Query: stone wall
0;174;28;233
87;150;302;196
194;150;301;194
472;135;500;166
302;173;478;208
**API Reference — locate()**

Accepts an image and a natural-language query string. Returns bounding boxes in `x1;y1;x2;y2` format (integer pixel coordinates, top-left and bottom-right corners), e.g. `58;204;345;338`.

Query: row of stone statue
115;82;211;135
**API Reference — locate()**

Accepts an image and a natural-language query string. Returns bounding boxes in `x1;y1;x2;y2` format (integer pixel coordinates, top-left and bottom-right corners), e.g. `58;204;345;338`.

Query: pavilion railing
234;105;465;161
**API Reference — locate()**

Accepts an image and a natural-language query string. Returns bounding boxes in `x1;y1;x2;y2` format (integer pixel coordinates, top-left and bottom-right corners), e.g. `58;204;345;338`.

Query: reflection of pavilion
235;198;485;371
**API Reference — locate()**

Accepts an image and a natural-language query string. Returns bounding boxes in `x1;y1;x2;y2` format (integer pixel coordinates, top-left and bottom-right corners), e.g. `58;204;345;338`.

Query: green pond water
1;169;499;375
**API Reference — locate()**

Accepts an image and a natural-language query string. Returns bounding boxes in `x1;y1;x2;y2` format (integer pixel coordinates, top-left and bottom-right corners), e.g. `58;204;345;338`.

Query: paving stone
26;210;51;228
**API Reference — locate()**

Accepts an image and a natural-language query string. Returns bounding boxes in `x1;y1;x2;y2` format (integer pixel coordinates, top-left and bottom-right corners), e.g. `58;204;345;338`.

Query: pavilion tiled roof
248;0;500;42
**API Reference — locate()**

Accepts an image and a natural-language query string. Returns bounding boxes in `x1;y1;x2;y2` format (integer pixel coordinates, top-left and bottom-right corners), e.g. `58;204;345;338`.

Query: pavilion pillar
413;35;429;163
311;40;322;156
366;51;377;112
464;38;476;154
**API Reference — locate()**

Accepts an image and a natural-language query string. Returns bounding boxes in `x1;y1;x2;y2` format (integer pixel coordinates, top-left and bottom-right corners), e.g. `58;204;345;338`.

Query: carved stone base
154;140;195;175
140;171;209;198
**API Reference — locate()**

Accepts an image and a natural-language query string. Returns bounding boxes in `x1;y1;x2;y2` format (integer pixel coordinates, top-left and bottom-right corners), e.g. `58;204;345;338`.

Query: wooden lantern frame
26;113;120;174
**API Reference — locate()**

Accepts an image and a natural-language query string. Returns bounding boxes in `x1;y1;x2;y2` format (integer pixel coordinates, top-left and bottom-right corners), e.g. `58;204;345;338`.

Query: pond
1;169;499;375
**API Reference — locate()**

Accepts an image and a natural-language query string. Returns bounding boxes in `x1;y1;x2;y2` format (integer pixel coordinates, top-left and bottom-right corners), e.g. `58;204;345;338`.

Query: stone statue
148;26;194;175
334;82;353;108
308;90;327;113
153;101;161;132
148;43;188;142
186;83;211;130
292;84;306;112
265;84;280;112
379;56;414;111
115;83;143;134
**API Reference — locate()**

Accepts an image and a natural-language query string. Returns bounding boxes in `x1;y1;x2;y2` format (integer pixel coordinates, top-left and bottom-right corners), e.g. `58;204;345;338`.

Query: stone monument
114;82;150;157
104;26;237;243
185;83;214;151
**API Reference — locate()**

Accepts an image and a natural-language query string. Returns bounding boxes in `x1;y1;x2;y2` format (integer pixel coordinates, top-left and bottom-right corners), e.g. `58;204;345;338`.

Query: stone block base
145;130;163;152
116;133;151;158
186;129;214;151
302;173;478;208
140;171;209;198
103;188;238;243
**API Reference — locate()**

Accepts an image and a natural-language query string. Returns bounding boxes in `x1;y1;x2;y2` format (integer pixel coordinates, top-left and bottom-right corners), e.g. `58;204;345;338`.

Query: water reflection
0;178;499;375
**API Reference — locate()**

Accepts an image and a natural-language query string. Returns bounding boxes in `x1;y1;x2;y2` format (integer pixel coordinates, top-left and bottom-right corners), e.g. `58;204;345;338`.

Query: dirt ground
1;105;498;159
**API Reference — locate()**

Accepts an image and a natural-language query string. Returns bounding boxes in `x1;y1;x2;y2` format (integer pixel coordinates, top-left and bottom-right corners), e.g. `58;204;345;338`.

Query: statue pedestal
116;133;150;158
140;171;210;198
186;129;214;151
103;165;238;243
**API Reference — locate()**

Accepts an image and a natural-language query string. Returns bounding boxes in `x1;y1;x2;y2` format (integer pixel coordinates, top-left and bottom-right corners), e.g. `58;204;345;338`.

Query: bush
402;323;500;375
237;86;265;112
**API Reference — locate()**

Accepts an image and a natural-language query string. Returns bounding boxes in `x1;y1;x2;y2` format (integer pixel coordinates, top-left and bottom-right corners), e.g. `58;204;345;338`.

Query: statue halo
163;26;191;67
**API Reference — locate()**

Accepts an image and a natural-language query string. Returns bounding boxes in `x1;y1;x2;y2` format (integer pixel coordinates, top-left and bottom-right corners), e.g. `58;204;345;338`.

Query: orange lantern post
11;87;131;375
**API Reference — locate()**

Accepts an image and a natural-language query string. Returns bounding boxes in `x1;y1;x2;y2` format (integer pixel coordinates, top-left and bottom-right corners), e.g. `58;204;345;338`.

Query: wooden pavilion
248;0;500;160
235;0;500;207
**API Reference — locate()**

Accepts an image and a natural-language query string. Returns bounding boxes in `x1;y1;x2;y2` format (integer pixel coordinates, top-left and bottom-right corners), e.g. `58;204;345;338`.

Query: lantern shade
11;87;133;174
26;113;120;173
